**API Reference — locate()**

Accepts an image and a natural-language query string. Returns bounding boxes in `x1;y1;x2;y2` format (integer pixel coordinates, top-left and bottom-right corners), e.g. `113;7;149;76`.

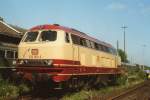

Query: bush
0;80;19;98
124;66;147;84
136;70;147;80
115;75;128;85
18;84;30;94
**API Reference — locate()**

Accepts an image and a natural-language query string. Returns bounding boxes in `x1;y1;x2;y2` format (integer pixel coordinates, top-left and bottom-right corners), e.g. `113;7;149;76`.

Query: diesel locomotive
16;24;122;89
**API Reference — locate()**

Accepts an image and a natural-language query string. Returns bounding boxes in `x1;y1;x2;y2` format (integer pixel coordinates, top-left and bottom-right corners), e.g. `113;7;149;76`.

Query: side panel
79;46;91;66
78;46;116;68
72;45;79;62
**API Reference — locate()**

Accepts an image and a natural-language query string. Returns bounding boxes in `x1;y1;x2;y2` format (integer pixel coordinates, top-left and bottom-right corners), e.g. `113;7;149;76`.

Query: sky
0;0;150;66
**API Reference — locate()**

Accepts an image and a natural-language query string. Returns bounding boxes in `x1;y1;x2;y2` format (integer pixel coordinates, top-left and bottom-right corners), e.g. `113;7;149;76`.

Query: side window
79;38;83;46
98;44;103;51
101;45;106;52
86;39;91;48
90;41;95;49
102;46;107;52
105;47;109;53
80;38;87;47
71;34;80;45
65;33;70;43
102;46;109;53
94;42;99;50
83;39;87;47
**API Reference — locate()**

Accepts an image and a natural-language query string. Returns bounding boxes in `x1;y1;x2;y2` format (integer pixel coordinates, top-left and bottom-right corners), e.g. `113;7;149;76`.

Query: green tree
118;49;128;63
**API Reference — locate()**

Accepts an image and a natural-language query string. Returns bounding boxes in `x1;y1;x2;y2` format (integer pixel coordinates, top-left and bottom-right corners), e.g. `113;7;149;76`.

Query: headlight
17;60;24;65
24;60;28;64
20;60;24;64
44;60;53;66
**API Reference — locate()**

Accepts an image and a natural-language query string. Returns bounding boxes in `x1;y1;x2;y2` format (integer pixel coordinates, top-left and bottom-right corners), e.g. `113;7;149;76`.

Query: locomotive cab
17;29;72;67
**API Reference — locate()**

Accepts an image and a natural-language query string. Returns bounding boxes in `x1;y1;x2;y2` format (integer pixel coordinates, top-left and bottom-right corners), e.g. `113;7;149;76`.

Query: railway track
108;80;150;100
18;81;150;100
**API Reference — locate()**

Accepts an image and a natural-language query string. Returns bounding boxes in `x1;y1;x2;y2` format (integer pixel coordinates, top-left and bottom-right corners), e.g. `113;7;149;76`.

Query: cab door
70;34;79;62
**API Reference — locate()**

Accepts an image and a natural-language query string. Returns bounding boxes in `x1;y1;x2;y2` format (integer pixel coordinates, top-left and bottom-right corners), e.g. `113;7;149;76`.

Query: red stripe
16;66;122;75
53;59;80;65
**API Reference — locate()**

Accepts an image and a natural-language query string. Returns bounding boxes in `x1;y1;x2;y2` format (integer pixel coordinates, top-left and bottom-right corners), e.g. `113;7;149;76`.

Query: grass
0;77;18;99
0;75;30;100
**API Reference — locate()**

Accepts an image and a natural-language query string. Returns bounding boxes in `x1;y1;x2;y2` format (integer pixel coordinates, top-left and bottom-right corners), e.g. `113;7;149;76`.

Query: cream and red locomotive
16;24;121;88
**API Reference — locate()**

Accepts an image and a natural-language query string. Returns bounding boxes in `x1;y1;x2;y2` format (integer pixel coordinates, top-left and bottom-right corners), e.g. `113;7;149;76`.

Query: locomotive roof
30;24;113;48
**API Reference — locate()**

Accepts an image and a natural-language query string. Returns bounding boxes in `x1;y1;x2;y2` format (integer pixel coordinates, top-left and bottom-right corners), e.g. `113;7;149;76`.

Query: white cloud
107;2;127;11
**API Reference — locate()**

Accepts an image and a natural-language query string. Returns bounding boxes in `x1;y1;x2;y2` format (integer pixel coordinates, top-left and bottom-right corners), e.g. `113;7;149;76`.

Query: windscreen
39;30;57;42
24;32;38;42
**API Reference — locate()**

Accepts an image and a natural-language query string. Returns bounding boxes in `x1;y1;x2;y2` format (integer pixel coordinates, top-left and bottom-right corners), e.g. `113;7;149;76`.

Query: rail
108;80;150;100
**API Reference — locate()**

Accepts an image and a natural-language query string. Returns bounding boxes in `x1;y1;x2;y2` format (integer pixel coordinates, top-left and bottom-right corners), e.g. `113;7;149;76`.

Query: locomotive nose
18;43;56;60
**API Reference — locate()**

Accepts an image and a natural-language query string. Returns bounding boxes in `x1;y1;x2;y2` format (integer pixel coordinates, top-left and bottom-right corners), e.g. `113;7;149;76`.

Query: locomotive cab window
24;32;38;42
40;30;57;42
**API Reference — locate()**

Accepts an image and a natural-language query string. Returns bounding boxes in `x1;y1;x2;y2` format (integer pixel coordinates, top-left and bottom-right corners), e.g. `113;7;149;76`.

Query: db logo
31;49;38;55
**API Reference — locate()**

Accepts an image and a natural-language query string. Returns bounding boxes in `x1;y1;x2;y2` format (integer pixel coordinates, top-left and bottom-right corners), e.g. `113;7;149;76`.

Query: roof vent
53;24;60;26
